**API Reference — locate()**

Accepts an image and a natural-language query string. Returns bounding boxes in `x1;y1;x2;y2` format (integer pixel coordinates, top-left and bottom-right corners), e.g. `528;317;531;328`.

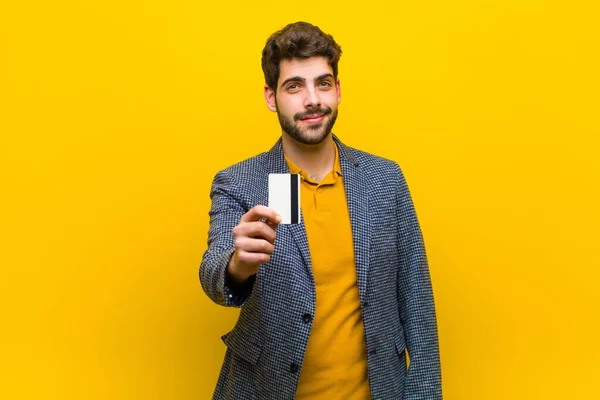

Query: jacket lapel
265;136;372;299
334;135;371;302
265;139;313;278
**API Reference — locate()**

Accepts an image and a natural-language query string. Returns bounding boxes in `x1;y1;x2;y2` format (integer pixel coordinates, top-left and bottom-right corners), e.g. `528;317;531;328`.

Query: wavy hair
261;22;342;92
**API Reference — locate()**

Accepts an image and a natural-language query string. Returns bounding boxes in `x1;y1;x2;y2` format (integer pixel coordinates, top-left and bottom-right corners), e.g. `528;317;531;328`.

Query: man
200;21;441;399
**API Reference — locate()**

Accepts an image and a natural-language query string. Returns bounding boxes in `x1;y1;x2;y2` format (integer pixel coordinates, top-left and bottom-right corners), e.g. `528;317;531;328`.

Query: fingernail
276;215;282;223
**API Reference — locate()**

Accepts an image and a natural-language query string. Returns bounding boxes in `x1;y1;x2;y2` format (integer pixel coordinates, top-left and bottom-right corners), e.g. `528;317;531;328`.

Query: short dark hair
261;22;342;92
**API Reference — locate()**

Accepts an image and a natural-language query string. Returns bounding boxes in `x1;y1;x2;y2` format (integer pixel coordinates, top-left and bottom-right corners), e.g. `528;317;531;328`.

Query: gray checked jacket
200;135;442;399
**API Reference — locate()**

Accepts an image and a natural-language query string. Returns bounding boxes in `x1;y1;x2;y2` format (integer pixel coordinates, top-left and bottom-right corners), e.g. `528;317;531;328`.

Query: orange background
1;1;599;398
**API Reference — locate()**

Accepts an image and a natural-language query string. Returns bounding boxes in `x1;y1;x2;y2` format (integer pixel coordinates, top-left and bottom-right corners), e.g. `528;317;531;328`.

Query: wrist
227;255;250;286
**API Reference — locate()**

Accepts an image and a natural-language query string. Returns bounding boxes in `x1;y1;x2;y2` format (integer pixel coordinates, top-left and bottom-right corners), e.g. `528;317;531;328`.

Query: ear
264;85;277;112
336;79;341;105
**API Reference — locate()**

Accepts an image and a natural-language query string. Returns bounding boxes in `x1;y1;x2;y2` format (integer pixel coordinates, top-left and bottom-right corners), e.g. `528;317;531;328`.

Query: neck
282;132;335;182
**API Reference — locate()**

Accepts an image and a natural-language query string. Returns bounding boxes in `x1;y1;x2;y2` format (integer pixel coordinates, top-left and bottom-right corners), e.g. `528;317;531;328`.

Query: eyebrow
280;73;335;88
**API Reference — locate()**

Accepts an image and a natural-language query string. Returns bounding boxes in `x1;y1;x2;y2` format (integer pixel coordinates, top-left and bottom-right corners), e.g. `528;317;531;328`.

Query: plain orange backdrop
1;1;599;399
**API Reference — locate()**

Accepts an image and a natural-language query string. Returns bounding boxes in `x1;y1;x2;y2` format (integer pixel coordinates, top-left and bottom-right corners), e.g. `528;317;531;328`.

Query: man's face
265;56;341;145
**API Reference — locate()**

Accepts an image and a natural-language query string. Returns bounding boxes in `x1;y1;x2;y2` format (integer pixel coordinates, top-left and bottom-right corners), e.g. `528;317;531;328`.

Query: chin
295;130;330;145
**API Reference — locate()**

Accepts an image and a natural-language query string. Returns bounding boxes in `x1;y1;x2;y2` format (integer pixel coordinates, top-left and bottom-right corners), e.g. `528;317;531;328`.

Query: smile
300;114;324;124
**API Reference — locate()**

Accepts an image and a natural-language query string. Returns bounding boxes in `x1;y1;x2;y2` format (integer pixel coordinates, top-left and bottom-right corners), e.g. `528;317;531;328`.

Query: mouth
300;114;324;124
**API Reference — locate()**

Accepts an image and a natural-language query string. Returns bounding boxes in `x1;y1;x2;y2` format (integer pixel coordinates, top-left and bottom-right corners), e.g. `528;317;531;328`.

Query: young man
200;21;442;399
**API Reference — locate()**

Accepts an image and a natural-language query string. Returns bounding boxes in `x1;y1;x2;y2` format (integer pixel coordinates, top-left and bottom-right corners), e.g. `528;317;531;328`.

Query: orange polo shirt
286;144;371;399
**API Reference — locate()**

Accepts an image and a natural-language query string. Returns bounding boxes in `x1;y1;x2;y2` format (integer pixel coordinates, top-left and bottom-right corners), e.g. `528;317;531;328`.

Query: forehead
277;56;333;84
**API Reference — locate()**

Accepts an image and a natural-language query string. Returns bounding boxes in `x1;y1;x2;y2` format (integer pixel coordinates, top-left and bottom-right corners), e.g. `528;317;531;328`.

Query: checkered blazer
200;135;442;399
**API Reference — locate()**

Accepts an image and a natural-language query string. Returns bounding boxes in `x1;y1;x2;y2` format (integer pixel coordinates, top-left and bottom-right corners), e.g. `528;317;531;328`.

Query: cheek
322;92;339;108
277;98;300;116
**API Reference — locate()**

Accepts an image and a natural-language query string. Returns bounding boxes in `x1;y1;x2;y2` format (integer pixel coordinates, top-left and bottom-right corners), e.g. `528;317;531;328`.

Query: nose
303;85;321;108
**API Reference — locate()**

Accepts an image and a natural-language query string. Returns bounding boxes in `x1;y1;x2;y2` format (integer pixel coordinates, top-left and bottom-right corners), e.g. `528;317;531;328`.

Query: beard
277;106;339;145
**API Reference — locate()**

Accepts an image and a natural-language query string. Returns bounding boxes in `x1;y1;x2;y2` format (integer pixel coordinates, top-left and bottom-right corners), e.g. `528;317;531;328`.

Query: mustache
294;107;332;121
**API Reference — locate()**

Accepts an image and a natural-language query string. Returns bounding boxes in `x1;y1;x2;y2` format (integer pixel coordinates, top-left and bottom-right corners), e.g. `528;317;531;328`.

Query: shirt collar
285;142;342;184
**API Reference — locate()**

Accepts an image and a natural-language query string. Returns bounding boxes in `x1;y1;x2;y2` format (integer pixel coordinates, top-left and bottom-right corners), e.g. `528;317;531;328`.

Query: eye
319;81;332;87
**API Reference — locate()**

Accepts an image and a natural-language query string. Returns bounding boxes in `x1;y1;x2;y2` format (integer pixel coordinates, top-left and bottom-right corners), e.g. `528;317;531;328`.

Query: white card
268;174;301;224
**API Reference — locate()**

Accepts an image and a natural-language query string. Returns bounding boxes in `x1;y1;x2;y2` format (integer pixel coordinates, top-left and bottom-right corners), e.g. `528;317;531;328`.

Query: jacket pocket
221;330;262;366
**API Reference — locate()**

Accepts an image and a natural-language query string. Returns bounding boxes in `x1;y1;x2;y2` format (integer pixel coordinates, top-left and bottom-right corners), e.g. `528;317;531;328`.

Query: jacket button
290;362;299;373
302;313;312;323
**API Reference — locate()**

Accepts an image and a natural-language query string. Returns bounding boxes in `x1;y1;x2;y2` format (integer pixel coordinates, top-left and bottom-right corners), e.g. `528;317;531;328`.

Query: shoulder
213;152;271;183
343;145;403;178
339;143;412;199
209;151;275;206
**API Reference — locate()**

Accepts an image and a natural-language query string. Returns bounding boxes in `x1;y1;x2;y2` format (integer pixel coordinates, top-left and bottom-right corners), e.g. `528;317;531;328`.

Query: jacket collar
266;133;359;173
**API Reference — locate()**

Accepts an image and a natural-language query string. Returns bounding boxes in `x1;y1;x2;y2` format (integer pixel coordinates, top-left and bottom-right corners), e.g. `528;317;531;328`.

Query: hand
228;205;281;284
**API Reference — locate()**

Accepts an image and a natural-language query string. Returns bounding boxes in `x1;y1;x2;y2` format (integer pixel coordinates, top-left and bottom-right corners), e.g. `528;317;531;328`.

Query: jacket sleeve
199;170;256;307
393;163;443;399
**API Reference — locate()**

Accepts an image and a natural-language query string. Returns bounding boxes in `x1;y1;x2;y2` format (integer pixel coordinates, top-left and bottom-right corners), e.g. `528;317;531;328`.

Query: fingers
230;205;281;278
234;236;275;255
235;250;272;267
265;220;279;231
240;205;282;225
232;221;277;244
234;237;275;263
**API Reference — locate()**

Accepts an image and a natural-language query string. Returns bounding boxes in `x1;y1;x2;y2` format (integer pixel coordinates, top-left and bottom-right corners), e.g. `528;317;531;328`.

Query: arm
394;163;442;399
199;171;251;307
199;170;280;307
